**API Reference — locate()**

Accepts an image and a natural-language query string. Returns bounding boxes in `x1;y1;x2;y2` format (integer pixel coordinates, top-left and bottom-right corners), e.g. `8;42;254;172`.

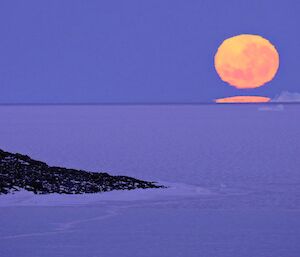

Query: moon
214;34;279;89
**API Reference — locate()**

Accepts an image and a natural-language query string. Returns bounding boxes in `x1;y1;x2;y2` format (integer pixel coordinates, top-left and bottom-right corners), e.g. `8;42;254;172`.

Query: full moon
214;34;279;89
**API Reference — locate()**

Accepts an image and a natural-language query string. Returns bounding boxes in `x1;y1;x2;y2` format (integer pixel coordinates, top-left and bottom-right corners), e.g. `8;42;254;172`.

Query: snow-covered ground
1;184;300;257
0;181;212;207
1;104;300;257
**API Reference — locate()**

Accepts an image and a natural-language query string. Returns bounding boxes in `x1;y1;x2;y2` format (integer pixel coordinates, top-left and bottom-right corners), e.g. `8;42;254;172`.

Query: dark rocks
0;149;163;195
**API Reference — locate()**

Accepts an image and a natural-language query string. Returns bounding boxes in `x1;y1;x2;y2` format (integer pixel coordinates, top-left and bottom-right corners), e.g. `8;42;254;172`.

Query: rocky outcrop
0;149;163;194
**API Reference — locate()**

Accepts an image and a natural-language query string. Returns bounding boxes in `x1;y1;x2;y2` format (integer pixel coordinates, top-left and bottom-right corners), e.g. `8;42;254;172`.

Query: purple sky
0;0;299;103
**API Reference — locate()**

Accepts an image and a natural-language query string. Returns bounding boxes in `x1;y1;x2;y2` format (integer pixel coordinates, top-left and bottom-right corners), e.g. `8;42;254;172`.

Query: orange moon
214;34;279;89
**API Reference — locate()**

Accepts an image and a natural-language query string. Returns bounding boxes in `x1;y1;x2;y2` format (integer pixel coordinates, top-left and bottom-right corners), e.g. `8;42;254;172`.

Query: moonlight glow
215;96;271;103
214;34;279;89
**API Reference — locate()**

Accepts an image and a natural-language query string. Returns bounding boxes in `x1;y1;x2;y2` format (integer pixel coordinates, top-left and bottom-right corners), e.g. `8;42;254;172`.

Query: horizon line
0;102;299;106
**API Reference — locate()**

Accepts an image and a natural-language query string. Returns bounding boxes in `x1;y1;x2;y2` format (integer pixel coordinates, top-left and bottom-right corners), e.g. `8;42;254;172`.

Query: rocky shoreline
0;149;163;195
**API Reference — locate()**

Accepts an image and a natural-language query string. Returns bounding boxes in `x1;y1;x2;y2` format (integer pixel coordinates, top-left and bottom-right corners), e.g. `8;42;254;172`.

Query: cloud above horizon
272;91;300;102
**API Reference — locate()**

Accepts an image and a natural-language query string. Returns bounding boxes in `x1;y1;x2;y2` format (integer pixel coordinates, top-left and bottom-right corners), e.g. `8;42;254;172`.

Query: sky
0;0;299;103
